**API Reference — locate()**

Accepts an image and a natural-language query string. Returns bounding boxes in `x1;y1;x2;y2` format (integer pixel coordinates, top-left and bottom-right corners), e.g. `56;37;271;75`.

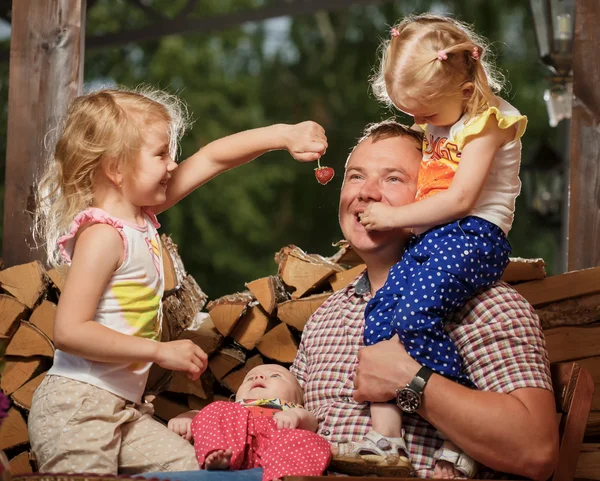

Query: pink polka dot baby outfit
191;400;331;481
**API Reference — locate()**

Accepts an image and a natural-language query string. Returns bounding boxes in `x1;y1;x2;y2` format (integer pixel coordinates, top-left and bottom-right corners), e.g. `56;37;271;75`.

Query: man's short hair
345;119;423;167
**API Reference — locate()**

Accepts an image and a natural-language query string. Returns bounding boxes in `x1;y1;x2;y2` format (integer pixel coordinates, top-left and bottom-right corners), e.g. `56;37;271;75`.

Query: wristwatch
395;366;433;413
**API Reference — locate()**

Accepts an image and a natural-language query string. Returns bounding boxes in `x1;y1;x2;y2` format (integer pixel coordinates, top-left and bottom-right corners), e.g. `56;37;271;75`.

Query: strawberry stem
317;157;322;169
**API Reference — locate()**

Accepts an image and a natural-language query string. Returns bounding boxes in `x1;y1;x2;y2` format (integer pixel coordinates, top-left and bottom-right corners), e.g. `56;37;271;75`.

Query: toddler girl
343;14;526;479
28;86;327;475
169;363;331;481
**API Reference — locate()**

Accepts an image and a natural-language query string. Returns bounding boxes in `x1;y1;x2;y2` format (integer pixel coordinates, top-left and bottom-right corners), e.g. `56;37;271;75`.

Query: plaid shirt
291;274;552;478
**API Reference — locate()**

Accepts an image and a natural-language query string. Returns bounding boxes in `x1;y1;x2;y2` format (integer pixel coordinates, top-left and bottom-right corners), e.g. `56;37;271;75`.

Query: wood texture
329;264;366;292
257;323;298;363
3;0;86;266
277;293;331;332
546;326;600;363
5;322;54;358
568;0;600;271
0;262;48;308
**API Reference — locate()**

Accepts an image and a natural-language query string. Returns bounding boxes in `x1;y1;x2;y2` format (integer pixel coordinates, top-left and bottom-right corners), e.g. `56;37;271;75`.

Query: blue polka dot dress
364;216;511;385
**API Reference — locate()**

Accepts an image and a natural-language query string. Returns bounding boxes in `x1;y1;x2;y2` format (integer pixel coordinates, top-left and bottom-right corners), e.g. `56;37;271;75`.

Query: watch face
396;388;420;413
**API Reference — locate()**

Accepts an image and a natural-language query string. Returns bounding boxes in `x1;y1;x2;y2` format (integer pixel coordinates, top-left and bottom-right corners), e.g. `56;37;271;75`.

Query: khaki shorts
28;375;198;474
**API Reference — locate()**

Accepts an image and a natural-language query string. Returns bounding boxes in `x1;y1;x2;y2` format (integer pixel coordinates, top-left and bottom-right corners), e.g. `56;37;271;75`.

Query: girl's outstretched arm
359;117;514;232
154;121;327;214
53;224;207;380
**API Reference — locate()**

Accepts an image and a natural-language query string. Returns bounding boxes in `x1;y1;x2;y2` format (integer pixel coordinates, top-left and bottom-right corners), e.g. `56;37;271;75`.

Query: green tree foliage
0;0;562;299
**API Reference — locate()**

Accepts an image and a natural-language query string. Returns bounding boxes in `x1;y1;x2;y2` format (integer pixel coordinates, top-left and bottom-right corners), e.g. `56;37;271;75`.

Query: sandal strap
433;447;478;478
363;430;409;457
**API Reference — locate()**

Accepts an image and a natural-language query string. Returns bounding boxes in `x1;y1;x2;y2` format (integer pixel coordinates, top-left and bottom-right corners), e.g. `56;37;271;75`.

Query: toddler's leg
370;402;403;438
119;405;198;473
28;376;121;474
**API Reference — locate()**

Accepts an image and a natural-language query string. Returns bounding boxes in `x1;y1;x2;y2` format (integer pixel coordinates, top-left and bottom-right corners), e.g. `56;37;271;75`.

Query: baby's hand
359;203;397;231
168;414;194;441
273;409;303;429
284;121;328;162
155;340;208;381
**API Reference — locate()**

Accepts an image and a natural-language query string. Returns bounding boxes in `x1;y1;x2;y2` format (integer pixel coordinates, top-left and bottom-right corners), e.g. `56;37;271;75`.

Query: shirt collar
354;271;370;296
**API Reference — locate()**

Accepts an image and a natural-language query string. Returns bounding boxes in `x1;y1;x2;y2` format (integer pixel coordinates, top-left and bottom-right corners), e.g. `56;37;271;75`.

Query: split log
177;314;223;357
209;345;246;381
546;326;600;363
276;245;342;299
5;322;53;358
537;292;600;329
329;264;366;292
221;354;263;394
11;372;46;410
145;364;172;396
161;274;208;342
9;451;33;475
576;443;600;480
0;408;28;451
246;276;289;315
167;370;214;400
0;295;28;337
0;359;41;395
207;292;254;337
587;411;600;437
577;356;600;411
278;293;332;332
257;323;297;363
161;234;187;296
230;305;271;350
46;265;68;293
329;240;364;267
502;257;546;283
515;266;600;307
28;300;56;342
151;392;191;422
0;261;48;309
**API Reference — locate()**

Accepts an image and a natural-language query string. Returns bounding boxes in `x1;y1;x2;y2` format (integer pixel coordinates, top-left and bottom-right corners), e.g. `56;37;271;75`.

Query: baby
169;364;331;481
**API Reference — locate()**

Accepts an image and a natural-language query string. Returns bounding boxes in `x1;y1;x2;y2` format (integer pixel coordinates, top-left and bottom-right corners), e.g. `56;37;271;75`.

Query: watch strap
407;366;433;394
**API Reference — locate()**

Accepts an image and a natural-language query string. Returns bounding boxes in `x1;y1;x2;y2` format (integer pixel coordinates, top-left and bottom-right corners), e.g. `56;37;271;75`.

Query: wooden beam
3;0;86;267
86;0;393;50
567;0;600;270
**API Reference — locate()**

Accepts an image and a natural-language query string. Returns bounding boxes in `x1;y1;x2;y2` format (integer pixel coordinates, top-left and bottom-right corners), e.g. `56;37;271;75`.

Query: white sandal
330;430;413;477
433;445;478;478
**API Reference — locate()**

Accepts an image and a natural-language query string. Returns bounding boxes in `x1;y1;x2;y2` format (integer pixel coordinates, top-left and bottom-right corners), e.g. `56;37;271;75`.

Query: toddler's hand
273;409;302;429
156;339;208;381
168;415;193;441
284;121;327;162
359;203;397;231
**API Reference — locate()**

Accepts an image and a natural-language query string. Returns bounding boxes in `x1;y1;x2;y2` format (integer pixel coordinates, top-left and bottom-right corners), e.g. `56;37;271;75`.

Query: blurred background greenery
0;0;567;300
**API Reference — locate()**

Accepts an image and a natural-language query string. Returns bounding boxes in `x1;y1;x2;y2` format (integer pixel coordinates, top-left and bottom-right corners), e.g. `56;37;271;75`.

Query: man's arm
352;336;558;481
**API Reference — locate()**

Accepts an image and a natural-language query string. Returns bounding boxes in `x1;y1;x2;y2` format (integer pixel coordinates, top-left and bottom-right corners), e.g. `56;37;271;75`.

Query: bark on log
209;345;246;381
207;292;254;337
0;294;28;337
246;276;289;315
5;322;54;357
230;305;272;350
278;293;331;332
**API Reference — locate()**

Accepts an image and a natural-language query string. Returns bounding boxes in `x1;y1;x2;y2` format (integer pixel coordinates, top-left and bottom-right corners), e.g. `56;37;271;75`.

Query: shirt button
322;430;331;436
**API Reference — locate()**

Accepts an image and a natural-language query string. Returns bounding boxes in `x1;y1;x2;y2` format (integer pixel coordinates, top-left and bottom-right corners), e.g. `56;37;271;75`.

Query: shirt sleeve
448;282;553;394
290;338;307;389
454;106;527;151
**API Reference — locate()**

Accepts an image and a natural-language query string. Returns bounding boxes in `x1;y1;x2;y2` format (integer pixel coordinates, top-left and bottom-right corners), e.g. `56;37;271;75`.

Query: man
290;120;558;480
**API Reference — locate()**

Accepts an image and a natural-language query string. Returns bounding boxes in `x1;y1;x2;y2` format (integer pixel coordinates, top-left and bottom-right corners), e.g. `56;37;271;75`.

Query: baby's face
236;364;302;403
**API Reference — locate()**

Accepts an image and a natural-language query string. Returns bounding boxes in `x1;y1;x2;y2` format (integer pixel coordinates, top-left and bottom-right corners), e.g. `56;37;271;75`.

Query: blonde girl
342;14;527;479
28;86;327;475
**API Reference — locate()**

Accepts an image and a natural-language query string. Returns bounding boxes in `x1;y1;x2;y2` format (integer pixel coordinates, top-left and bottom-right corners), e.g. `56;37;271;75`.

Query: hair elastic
437;50;448;61
472;47;480;60
391;28;400;38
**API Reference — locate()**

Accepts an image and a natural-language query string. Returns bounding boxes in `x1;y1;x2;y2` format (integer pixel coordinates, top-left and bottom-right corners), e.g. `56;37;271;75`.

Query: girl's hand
283;121;328;162
168;414;194;441
155;340;208;380
359;202;398;231
273;409;303;429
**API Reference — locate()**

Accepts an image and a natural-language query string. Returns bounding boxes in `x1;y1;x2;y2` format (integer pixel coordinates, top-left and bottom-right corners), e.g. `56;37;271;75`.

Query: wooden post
3;0;86;267
568;0;600;271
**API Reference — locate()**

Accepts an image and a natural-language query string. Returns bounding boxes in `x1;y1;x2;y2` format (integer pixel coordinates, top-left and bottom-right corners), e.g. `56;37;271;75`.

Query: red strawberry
315;166;335;185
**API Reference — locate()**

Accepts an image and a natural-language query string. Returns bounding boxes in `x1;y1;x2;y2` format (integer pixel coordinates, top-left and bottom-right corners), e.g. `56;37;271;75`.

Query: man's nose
358;177;383;202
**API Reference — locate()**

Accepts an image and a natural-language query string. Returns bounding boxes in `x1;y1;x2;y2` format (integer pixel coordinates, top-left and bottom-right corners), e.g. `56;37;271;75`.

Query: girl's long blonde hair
34;86;190;267
371;14;505;118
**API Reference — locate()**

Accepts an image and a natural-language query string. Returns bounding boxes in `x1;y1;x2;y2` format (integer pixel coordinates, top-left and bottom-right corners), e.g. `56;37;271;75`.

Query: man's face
339;135;421;260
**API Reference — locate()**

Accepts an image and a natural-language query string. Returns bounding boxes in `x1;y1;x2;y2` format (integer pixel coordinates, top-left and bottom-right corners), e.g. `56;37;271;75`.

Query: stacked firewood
1;237;600;478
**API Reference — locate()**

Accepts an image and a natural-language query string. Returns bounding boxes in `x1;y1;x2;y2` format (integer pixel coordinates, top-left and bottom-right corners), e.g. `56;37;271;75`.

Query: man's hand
359;202;399;231
352;334;421;403
284;121;328;162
